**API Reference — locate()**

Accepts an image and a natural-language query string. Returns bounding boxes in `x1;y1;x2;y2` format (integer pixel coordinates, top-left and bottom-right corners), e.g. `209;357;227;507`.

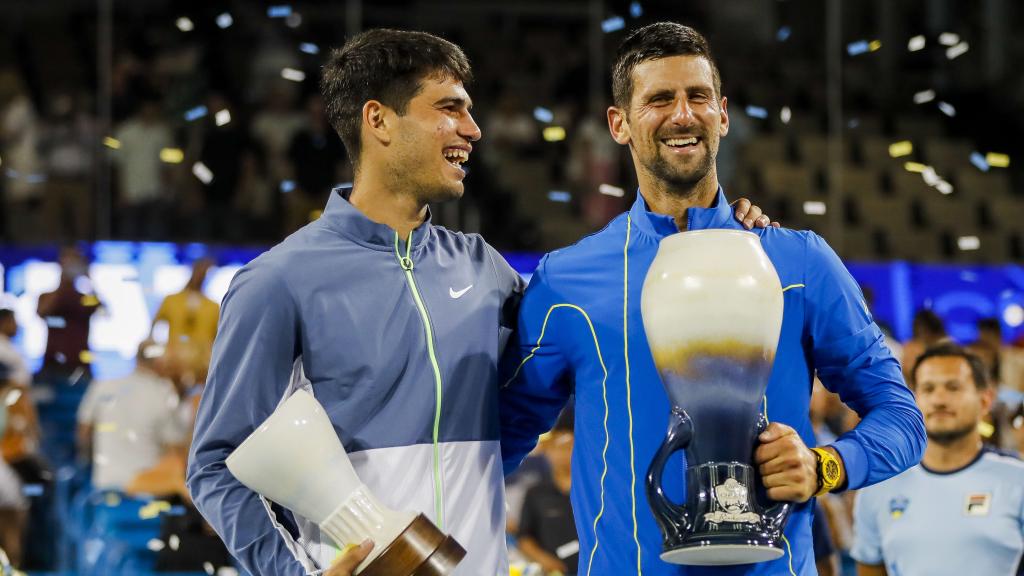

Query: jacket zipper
393;231;445;529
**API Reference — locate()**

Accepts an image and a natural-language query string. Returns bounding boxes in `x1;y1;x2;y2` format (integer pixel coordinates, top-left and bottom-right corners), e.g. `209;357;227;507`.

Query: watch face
824;458;840;482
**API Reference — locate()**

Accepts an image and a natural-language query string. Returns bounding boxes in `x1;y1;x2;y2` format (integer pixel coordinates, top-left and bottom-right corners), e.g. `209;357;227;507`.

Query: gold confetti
868;40;882;52
542;126;567;142
97;422;118;433
888;141;913;158
139;500;172;520
81;294;100;307
903;162;927;173
79;350;94;364
160;148;185;164
103;137;121;150
986;152;1010;168
309;210;323;221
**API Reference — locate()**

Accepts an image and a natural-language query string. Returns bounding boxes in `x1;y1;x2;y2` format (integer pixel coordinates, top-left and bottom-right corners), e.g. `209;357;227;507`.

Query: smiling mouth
443;148;469;169
662;136;700;149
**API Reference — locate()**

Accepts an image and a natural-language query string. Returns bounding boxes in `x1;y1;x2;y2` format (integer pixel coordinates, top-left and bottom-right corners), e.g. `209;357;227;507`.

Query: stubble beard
926;421;976;445
644;139;715;198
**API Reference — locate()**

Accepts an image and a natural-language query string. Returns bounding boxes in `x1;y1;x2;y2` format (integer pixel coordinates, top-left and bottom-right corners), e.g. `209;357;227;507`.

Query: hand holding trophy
226;389;465;575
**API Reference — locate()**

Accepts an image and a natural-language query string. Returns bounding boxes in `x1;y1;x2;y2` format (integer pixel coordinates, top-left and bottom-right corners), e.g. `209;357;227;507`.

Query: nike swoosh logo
449;285;473;299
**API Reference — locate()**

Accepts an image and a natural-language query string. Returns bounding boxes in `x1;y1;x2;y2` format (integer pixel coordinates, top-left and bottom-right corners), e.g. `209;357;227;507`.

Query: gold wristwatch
811;447;842;497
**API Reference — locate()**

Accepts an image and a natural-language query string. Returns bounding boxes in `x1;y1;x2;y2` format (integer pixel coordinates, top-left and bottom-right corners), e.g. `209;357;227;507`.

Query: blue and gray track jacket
499;188;926;576
187;187;523;576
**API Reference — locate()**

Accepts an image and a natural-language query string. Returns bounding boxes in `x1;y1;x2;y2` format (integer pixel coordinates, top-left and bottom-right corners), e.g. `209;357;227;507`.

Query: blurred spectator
976;317;1024;393
901;309;948;381
111;91;173;239
40;92;96;241
194;93;249;241
0;309;41;473
285;94;346;234
250;84;305;191
150;258;219;353
0;69;45;242
76;340;185;490
0;309;30;388
517;411;577;576
233;141;276;241
37;245;101;382
0;366;29;568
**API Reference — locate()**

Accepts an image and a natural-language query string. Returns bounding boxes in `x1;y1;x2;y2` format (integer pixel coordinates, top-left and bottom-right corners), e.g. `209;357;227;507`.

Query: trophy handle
645;407;693;543
755;412;792;534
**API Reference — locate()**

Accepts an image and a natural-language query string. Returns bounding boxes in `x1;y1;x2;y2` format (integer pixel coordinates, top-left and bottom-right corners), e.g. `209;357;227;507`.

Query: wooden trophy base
359;513;466;576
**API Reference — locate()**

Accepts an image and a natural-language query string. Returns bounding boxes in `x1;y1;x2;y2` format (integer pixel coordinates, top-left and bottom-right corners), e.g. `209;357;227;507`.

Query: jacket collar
628;185;741;239
320;186;433;251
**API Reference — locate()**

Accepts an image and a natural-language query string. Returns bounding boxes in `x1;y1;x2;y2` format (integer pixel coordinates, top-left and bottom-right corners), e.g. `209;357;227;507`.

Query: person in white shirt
76;340;186;490
852;343;1024;576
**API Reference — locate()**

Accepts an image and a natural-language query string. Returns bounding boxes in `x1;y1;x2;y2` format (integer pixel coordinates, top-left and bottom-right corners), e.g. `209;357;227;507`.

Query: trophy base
358;513;466;576
661;543;784;566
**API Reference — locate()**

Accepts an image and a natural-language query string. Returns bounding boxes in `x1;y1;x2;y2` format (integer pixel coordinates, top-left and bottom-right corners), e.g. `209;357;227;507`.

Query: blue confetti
969;151;990;172
629;2;643;18
776;26;791;42
22;484;44;497
280;180;296;193
745;105;768;119
846;40;870;56
216;12;233;29
533;107;554;123
184;105;208;122
602;16;625;33
267;5;292;18
300;42;319;55
548;191;571;203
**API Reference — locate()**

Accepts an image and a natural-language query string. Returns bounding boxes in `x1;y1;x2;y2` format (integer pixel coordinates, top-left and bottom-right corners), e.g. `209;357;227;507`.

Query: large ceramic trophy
641;229;790;565
226;389;465;575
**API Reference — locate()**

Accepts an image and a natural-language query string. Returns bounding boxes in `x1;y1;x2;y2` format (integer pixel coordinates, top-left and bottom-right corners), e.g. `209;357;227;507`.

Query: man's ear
719;95;729;138
607;106;631;145
362;100;392;145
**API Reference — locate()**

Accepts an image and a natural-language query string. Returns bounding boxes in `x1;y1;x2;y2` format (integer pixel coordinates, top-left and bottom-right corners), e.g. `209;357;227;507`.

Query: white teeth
443;149;469;164
664;137;698;147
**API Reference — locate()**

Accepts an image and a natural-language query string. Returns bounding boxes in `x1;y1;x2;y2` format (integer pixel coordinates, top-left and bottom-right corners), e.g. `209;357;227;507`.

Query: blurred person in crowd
977;317;1024;392
499;22;924;576
517;410;578;576
0;366;29;569
852;343;1024;575
194;92;249;241
0;310;30;389
900;309;947;380
233;141;277;241
187;28;771;576
860;284;902;361
0;309;42;476
285;94;347;234
40;91;96;241
77;340;185;490
150;259;219;353
111;91;174;239
0;69;45;242
37;245;101;382
250;84;306;190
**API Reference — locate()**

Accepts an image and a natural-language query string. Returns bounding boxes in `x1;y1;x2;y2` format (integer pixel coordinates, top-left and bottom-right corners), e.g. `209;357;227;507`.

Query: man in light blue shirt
852;343;1024;576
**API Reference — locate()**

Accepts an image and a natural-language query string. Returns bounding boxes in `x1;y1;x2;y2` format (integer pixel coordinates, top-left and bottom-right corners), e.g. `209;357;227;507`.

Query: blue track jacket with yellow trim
188;187;523;576
499;188;926;576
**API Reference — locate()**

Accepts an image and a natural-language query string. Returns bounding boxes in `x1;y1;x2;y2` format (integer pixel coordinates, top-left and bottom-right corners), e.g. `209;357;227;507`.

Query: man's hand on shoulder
325;540;373;576
731;197;781;230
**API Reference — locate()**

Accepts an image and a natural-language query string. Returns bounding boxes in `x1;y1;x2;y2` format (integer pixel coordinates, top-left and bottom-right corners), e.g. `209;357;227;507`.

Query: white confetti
946;42;969;60
938;32;959;46
281;68;305;82
908;35;926;51
192;162;214;185
937;101;956;117
913;89;935;104
780;106;791;124
216;12;233;29
957;236;980;251
215;109;231;126
598;184;625;197
803;201;827;215
176;17;194;32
